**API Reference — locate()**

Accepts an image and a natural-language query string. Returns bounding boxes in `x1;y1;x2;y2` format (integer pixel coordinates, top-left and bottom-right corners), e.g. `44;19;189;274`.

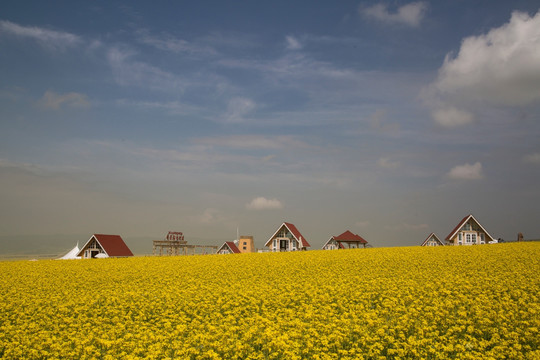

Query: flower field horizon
1;242;539;359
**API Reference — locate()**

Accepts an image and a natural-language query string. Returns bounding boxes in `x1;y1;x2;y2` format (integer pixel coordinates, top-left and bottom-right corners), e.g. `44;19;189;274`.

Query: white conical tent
57;242;81;260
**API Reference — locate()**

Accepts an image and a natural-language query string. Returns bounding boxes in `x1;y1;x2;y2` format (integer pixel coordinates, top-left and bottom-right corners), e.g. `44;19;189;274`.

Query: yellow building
238;236;254;253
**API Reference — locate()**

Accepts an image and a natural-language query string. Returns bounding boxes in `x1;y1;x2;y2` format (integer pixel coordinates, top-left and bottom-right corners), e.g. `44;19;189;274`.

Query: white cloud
448;162;483;180
194;135;306;150
137;30;217;56
434;10;540;107
524;153;540;164
224;97;257;123
285;35;302;50
246;197;283;210
0;158;41;173
360;2;428;27
190;208;222;224
115;99;208;117
38;90;89;110
432;107;474;127
72;139;286;177
217;49;426;129
107;47;184;92
0;20;81;50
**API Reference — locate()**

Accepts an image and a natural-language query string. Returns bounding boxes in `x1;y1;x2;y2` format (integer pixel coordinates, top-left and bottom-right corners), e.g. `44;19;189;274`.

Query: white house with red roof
217;241;241;254
421;233;444;247
77;234;134;258
445;214;496;246
265;222;310;252
323;230;368;250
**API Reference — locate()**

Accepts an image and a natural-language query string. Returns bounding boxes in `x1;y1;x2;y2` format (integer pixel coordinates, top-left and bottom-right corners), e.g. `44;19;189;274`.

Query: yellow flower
0;243;538;359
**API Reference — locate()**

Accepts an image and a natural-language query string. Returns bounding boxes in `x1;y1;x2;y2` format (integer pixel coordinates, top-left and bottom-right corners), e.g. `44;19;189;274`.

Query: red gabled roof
284;222;310;247
94;234;134;256
78;234;134;257
333;230;368;244
265;222;310;248
445;215;470;241
224;241;241;254
445;214;495;242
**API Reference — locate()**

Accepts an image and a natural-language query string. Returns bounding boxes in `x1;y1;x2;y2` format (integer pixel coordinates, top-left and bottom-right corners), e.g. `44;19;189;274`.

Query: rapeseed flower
0;242;538;359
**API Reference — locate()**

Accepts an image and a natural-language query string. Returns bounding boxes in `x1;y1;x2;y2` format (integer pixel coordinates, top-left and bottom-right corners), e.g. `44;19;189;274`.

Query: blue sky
1;1;539;252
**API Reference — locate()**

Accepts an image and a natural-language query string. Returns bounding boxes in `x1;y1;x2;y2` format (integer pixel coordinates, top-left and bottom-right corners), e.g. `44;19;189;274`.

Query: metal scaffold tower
152;231;217;256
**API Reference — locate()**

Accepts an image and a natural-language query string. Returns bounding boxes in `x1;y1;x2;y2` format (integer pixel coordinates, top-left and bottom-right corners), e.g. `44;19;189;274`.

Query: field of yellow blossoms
1;242;539;359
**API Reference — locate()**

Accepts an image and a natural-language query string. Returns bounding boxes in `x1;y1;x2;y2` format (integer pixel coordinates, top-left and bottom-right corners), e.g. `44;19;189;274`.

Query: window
458;233;462;241
243;246;246;250
471;234;476;243
466;234;472;244
243;242;247;246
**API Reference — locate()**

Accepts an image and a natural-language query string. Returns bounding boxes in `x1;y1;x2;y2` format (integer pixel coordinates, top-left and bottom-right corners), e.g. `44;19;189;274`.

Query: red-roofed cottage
77;234;134;259
265;222;310;252
217;241;241;254
323;230;368;250
421;233;444;247
445;214;496;246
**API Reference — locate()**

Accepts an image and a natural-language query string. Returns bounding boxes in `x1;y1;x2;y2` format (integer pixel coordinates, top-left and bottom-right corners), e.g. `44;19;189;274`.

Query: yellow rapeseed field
0;242;539;359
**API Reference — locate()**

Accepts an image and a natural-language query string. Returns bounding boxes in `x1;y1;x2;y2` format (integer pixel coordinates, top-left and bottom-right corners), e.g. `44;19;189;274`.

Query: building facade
323;230;368;250
77;234;134;258
264;222;310;252
217;241;241;254
421;233;444;246
238;236;255;253
445;214;495;246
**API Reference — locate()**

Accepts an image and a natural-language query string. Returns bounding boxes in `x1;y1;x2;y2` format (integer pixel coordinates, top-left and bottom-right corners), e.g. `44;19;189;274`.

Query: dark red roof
284;222;310;247
224;241;241;254
93;234;133;257
445;214;495;243
445;215;471;241
333;230;368;244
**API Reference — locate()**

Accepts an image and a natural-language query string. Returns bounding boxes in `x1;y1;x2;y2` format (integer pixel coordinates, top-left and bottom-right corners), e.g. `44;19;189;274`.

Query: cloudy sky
1;1;539;253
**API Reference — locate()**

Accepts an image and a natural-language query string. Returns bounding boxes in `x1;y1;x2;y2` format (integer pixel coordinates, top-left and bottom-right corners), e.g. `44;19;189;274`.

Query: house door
91;250;100;258
280;239;288;252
